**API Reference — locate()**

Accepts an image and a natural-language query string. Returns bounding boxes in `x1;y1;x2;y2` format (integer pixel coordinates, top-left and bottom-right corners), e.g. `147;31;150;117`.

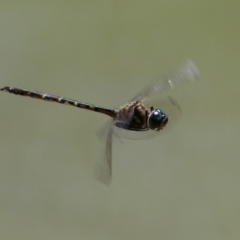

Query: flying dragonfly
1;60;199;186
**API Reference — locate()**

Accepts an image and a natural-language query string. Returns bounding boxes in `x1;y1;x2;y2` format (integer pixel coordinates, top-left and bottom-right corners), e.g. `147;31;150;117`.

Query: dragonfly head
148;108;168;131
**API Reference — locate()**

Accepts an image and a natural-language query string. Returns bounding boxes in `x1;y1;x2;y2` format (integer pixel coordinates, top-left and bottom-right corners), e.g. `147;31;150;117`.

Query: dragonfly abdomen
1;86;117;118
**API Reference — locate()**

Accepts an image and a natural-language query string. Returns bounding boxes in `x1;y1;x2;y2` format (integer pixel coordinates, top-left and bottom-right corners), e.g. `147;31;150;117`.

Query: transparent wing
95;121;113;187
132;60;199;102
95;60;199;185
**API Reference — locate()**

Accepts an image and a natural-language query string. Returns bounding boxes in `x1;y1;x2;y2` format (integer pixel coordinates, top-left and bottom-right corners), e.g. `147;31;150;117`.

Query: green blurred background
0;1;240;240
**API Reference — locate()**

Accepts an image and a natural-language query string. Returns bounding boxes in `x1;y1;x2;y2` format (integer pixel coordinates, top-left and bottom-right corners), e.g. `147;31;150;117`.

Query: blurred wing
95;122;113;187
132;60;199;102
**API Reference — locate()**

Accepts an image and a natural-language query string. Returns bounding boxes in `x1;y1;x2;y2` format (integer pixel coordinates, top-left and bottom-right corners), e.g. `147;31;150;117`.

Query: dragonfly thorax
147;108;168;131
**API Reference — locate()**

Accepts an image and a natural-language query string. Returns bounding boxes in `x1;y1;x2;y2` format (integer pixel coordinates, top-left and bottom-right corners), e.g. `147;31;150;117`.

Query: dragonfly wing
95;122;113;187
132;60;199;102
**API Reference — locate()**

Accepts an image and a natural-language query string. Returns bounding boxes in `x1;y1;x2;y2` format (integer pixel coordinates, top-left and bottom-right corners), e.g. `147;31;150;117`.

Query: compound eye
148;109;168;131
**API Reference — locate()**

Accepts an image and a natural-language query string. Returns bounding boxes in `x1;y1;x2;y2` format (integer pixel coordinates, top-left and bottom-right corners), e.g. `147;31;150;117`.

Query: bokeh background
0;1;240;240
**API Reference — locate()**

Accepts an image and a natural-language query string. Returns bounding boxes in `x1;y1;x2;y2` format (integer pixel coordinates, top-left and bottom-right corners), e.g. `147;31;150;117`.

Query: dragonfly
1;60;199;186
